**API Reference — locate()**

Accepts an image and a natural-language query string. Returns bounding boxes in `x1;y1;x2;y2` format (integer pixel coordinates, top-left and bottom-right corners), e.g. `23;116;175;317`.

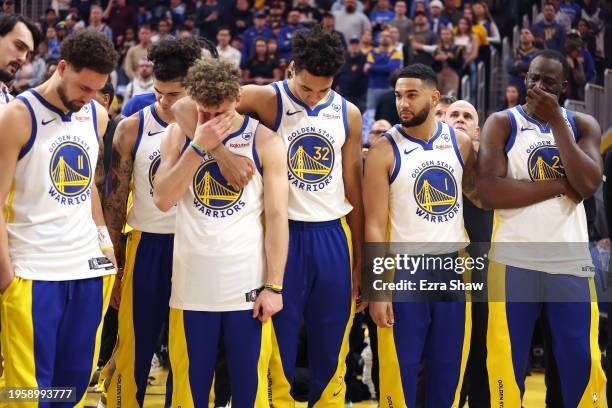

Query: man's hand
369;301;394;328
210;144;256;189
193;111;233;151
0;270;14;294
102;247;118;271
526;86;562;123
252;289;283;322
353;261;368;313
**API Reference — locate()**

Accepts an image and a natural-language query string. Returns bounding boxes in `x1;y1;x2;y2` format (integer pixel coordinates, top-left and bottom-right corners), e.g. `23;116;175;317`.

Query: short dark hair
396;63;438;88
98;76;115;103
148;37;202;82
292;24;345;77
0;13;42;50
531;49;569;79
439;95;457;105
60;30;118;74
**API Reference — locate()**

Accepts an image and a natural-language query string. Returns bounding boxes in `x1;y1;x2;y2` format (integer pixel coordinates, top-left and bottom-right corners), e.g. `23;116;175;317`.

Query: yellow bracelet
265;282;283;291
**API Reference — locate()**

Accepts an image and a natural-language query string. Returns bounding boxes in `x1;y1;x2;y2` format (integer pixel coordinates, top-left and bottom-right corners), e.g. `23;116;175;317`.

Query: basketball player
172;25;364;406
99;37;202;408
0;13;40;103
365;64;479;407
477;49;605;406
152;57;288;407
0;31;118;404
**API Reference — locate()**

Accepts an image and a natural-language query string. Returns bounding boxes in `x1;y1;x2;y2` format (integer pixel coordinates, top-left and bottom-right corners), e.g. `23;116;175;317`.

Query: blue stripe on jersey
394;122;442;151
271;82;282;131
132;109;145;159
504;109;518;154
91;101;98;142
150;103;168;127
565;108;579;142
16;96;37;160
516;104;551;133
180;137;191;155
385;132;401;183
449;126;464;169
223;116;249;144
252;126;263;176
341;97;349;140
29;89;72;122
281;80;335;117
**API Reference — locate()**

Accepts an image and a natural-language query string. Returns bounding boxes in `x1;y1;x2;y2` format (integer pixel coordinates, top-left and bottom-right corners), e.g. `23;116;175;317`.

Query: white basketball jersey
6;90;115;280
0;84;12;104
171;116;265;311
272;80;353;222
127;103;175;234
490;105;593;276
385;122;468;255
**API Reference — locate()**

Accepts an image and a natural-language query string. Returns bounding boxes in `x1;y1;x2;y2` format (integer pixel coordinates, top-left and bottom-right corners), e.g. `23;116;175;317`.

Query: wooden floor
84;369;601;407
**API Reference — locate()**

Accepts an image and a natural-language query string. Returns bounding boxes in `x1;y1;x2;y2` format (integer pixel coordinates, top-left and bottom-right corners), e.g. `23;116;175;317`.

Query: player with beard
365;64;480;407
0;14;40;102
0;31;118;403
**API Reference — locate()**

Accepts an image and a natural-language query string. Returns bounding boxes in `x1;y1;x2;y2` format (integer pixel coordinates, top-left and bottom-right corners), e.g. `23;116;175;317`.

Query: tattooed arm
103;114;139;270
456;129;483;208
94;101;110;201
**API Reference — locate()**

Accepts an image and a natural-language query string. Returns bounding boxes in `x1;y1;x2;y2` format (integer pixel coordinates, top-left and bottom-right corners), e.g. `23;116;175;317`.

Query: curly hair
292;24;345;77
184;59;241;108
60;31;118;74
147;37;202;82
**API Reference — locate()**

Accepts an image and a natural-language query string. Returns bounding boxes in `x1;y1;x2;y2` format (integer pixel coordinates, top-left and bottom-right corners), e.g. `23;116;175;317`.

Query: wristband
190;140;207;158
264;282;283;294
97;226;113;250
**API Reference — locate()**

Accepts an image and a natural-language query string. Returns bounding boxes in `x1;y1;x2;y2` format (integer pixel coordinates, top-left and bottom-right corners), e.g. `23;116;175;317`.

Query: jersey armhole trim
91;101;99;142
504;110;517;154
449;126;465;169
132;109;144;159
385;132;401;183
565;108;579;142
16;96;37;160
271;82;282;132
252;123;263;176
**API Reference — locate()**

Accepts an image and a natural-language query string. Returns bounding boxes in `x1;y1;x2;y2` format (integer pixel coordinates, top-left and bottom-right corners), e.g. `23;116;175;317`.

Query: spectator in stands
365;26;402;110
336;36;368;113
266;37;281;64
387;25;404;61
167;0;187;27
502;84;521;109
434;94;457;122
360;29;374;55
295;0;321;25
278;9;305;63
559;0;582;28
434;26;463;96
535;0;572;30
124;56;154;103
333;0;371;44
216;26;241;69
454;16;479;101
124;24;152;81
332;0;365;13
64;13;79;33
405;11;437;66
2;0;13;14
87;4;112;42
39;8;58;35
442;0;462;26
45;26;61;61
473;1;501;46
242;37;281;85
578;18;598;61
28;47;46;88
508;27;537;96
532;2;567;52
241;11;274;67
565;36;587;100
581;0;603;42
430;0;452;35
103;0;137;43
195;2;221;40
152;18;174;43
370;0;395;34
229;0;252;36
413;0;427;16
135;4;151;28
389;1;412;43
375;70;400;125
176;24;194;39
319;12;347;49
55;21;70;41
366;119;392;147
568;30;596;83
268;3;285;27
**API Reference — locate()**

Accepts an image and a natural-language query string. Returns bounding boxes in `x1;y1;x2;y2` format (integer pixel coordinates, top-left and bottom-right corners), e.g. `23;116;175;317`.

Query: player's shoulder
243;83;277;99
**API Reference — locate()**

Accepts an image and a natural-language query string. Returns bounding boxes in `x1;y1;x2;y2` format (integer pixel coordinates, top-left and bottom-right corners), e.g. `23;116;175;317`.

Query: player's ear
561;79;568;95
431;89;441;106
57;60;67;77
475;126;481;139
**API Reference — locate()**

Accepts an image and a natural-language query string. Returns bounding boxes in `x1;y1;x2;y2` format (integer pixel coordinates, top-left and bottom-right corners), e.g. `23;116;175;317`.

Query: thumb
252;298;262;318
197;109;207;127
388;303;394;325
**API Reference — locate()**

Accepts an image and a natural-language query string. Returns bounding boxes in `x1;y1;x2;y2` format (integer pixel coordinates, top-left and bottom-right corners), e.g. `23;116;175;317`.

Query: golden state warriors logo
413;165;460;222
528;145;565;181
192;159;245;217
288;133;334;191
149;156;161;189
49;141;91;203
